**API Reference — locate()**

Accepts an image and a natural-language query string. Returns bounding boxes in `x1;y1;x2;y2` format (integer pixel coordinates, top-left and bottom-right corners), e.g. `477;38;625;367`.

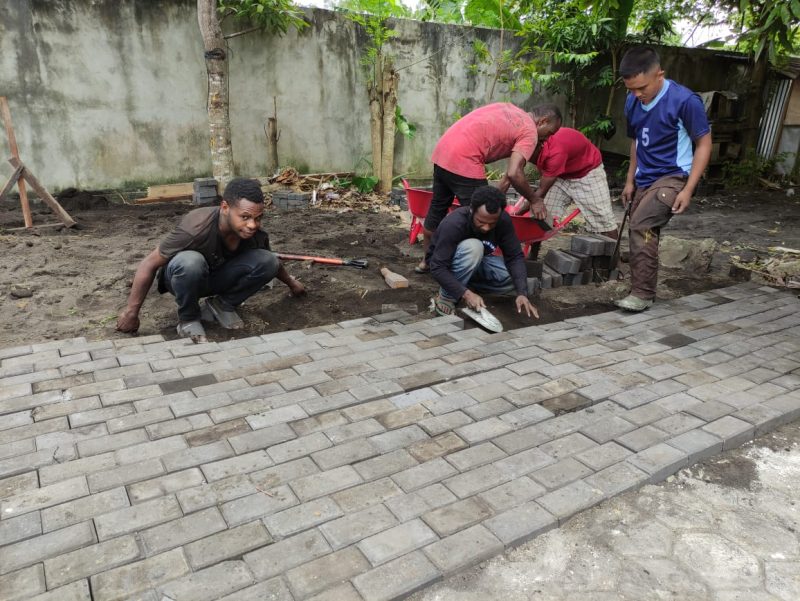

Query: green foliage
721;150;792;188
217;0;308;34
395;106;417;138
579;114;616;140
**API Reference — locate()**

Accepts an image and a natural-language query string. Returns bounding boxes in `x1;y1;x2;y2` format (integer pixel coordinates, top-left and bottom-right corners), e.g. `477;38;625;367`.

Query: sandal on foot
614;294;653;312
414;264;431;274
204;296;244;329
433;294;456;317
176;320;208;344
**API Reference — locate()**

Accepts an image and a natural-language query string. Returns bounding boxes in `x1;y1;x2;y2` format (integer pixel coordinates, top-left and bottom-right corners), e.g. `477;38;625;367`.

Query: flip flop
204;296;244;330
414;265;431;274
176;320;208;344
432;294;455;317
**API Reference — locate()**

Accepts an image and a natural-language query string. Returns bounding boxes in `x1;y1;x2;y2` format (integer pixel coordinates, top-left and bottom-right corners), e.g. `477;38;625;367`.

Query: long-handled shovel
611;202;632;271
277;253;369;269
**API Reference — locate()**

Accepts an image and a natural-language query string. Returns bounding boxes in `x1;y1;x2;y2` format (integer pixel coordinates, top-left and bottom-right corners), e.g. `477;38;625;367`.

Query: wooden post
0;97;32;228
8;157;76;228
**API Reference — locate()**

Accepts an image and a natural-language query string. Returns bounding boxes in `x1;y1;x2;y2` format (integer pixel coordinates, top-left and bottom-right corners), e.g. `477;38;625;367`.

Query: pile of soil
0;186;797;347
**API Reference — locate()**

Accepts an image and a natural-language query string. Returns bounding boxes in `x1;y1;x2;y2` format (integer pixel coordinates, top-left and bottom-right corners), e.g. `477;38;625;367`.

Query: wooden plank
9;157;76;228
0;164;22;202
146;183;195;197
0;97;32;228
5;222;66;232
133;195;193;205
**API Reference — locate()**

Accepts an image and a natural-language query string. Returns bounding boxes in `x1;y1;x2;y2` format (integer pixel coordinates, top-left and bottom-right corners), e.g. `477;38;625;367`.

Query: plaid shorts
543;164;617;232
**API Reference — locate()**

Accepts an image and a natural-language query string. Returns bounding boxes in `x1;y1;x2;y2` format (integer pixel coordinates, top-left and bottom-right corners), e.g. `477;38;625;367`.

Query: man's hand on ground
116;308;140;333
672;189;692;214
287;277;306;297
462;290;485;311
515;295;539;318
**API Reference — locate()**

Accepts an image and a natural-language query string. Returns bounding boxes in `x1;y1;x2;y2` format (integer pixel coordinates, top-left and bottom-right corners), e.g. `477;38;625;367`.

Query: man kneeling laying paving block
116;177;305;343
428;185;538;319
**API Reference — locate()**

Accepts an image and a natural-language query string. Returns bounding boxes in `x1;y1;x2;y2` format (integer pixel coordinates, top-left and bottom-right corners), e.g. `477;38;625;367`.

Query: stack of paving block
192;178;219;206
272;189;312;210
535;234;618;288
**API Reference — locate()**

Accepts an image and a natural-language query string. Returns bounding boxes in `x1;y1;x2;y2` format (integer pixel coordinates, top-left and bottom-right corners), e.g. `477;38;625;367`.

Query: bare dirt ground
0;186;798;348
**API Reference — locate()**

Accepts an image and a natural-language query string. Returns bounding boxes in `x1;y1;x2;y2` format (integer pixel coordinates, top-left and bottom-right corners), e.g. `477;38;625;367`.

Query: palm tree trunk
379;61;398;194
197;0;234;182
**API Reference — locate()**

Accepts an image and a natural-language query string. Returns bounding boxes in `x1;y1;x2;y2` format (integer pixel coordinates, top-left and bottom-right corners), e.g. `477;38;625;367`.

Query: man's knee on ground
249;249;280;283
454;239;485;263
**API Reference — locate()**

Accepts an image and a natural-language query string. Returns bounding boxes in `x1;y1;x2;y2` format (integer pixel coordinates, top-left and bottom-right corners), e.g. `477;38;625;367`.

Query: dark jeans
423;164;487;232
164;249;279;322
628;175;686;300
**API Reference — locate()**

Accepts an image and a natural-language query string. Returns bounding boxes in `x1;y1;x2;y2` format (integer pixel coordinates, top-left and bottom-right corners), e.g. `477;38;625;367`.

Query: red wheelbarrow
507;205;581;257
403;179;461;245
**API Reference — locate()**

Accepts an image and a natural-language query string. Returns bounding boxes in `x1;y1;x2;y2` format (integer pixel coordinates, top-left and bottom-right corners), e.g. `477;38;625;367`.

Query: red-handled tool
277;253;369;269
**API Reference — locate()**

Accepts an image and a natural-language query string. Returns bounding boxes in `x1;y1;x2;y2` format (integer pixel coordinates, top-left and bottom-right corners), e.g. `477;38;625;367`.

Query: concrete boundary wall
0;1;752;191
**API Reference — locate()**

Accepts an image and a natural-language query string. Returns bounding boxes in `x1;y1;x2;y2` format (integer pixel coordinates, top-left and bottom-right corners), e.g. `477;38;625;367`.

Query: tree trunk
741;53;769;154
369;56;384;181
266;97;280;174
379;61;398;194
197;0;234;183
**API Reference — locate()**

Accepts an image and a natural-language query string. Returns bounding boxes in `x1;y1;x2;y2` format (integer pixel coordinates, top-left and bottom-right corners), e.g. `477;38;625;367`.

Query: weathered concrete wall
0;0;545;190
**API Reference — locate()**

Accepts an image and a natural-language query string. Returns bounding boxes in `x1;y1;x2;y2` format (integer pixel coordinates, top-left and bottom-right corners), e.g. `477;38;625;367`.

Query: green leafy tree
197;0;307;181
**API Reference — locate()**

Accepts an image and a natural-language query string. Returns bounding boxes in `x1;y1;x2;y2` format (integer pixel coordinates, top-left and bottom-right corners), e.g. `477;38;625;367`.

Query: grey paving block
0;471;39;499
289;465;363;502
87;458;165;493
665;429;724;463
544;249;581;274
312;439;379;470
478;476;546;513
484;499;557;546
615;425;670;452
369;425;430;453
73;429;149;458
392;457;458;492
264;496;344;539
584;460;650;496
408;432;468;462
571;235;608;256
250;457;320;489
320;504;399;550
330;477;402;513
140;506;228;555
535;480;606;524
285;547;370;599
38;452;117;487
0;565;46;599
218;578;294;601
177;474;256;514
243;529;331;581
732;403;788;435
220;485;298;527
442;463;509;498
579;415;637;444
44;534;142;588
0;521;96;575
353;449;418;481
325;418;385;444
702;415;756;450
1;476;89;517
229;423;297;455
94;495;183;541
184;521;273;569
157;560;254;601
421;497;492;537
538;432;597;460
352;551;441;601
89;548;190;601
198;450;272;482
41;486;129;532
418;411;474;436
530;457;594;490
0;511;41;546
357;518;439;567
575;441;633;471
445;442;506;472
423;524;503;576
627;443;689;483
454;417;513;444
25;580;91;601
384;483;458;522
494;446;557;478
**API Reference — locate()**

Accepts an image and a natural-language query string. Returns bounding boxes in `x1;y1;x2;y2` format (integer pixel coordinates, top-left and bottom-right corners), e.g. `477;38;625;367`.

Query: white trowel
461;306;504;333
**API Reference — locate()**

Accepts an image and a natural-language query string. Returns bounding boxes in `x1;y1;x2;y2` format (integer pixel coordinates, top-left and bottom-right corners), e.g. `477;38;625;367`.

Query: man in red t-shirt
513;127;618;239
416;103;562;273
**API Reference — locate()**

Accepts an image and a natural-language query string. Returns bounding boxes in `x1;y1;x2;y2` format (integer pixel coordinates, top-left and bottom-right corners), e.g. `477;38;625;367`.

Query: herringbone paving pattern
0;283;798;601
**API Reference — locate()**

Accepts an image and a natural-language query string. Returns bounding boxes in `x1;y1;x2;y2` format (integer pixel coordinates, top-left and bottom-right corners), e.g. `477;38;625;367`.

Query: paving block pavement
0;283;799;600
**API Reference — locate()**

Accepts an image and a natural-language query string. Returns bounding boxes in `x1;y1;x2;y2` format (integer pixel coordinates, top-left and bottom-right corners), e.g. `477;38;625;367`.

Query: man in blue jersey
614;47;712;312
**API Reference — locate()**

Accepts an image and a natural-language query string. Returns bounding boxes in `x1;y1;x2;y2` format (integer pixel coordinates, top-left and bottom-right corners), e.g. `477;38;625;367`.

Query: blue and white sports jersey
625;79;711;188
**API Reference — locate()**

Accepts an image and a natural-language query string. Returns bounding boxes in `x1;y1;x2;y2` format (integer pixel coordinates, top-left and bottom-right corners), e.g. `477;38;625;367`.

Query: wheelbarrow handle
277;253;369;269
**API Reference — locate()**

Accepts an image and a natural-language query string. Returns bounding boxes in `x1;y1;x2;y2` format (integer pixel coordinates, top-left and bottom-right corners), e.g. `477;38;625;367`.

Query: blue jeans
164;249;279;322
440;239;515;303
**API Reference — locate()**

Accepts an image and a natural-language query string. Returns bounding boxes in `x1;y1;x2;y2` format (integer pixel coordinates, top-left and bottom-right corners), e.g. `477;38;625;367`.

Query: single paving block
357;518;439;566
564;250;592;271
220;485;298;527
89;548;190;601
536;480;606;524
570;235;607;256
421;497;492;537
584;461;650;496
478;476;546;513
665;429;723;463
0;565;46;600
542;265;562;287
352;551;441;601
263;497;344;539
243;528;331;580
530;457;594;490
290;465;363;502
320;504;398;550
184;520;272;570
392;457;458;492
94;495;183;541
484;500;557;546
423;524;503;576
627;443;689;483
701;415;756;450
157;560;255;601
0;511;41;546
0;521;97;575
384;483;458;522
140;506;228;555
44;535;142;589
41;486;129;532
544;249;581;274
24;580;91;601
285;547;370;599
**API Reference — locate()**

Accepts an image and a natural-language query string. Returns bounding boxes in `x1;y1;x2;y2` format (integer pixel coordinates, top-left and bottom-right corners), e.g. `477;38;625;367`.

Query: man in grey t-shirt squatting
116;178;305;343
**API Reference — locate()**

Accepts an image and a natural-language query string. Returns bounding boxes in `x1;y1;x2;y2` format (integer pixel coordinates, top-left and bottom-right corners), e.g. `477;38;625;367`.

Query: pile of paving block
526;234;619;292
272;189;312;210
192;178;219;206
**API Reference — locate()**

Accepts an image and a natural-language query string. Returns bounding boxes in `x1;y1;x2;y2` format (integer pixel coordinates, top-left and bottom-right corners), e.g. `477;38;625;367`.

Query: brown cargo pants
628;175;688;300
